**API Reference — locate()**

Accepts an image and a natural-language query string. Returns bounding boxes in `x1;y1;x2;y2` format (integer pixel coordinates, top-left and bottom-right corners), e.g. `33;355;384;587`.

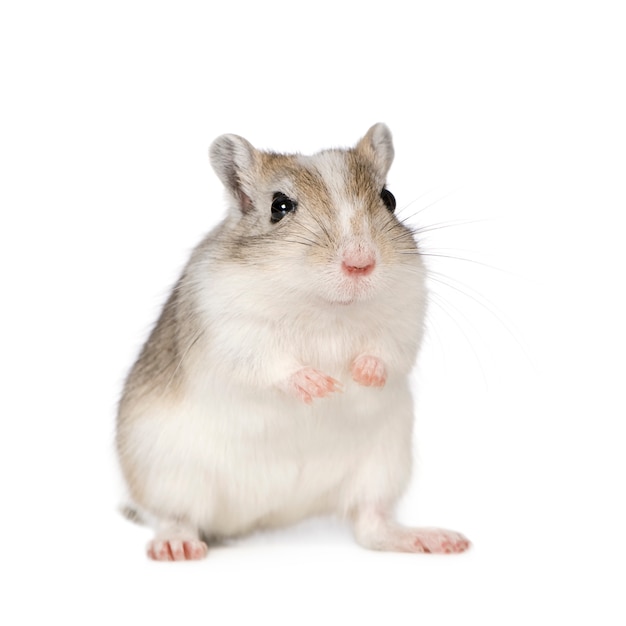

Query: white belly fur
127;373;414;538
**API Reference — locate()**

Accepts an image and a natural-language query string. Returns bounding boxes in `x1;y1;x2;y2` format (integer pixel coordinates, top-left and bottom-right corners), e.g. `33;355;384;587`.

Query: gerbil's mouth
324;275;377;306
316;254;380;305
329;298;356;306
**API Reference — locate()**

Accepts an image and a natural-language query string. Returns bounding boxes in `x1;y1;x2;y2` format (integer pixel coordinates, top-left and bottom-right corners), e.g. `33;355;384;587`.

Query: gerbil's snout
341;248;376;277
334;241;379;304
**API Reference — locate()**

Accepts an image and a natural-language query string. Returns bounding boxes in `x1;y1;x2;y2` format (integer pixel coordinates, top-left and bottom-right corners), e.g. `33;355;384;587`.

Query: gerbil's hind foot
352;509;470;554
147;539;208;561
147;521;208;562
351;355;387;387
406;528;470;554
282;366;343;404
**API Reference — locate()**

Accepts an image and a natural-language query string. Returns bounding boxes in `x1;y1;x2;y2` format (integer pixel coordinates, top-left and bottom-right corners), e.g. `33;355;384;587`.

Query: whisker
426;291;488;387
303;211;333;245
241;233;319;248
282;239;315;247
395;188;462;227
395;189;437;218
161;328;205;395
292;217;324;241
416;251;510;274
424;268;530;362
391;229;418;244
413;218;492;236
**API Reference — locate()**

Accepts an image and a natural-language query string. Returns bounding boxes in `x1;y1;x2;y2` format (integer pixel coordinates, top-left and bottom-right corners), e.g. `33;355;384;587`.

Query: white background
1;1;625;624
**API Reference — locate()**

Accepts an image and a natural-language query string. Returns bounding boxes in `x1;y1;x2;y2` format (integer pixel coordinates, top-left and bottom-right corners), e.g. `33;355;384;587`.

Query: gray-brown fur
116;124;416;501
118;131;408;402
114;125;470;559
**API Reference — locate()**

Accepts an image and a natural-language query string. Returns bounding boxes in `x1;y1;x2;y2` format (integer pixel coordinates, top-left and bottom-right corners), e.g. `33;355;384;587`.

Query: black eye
271;192;297;223
381;188;396;213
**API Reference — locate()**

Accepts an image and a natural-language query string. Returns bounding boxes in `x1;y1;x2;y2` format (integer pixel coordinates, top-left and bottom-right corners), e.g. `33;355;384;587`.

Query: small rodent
116;124;470;560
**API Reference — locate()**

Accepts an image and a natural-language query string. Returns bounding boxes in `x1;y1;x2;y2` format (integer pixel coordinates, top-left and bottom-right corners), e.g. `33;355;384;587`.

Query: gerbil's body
116;124;470;560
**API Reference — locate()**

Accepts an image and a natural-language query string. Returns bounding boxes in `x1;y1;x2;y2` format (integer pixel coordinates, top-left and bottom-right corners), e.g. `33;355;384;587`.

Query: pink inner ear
239;191;253;213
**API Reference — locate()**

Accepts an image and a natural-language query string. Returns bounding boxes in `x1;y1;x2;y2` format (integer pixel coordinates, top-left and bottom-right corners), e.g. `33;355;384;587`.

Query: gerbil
116;123;470;560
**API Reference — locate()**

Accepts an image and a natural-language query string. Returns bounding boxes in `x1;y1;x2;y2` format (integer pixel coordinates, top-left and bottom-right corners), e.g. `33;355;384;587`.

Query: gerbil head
208;124;423;305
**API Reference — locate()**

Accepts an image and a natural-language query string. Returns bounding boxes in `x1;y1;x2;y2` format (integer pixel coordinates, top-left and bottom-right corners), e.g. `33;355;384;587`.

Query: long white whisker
427;290;489;387
424;267;531;366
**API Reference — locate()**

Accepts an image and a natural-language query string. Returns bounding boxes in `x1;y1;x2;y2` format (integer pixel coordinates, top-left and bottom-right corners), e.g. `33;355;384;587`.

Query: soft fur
116;124;470;560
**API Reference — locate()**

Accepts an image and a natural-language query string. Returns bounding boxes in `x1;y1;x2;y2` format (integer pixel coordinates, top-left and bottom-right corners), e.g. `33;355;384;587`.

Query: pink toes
280;358;387;402
351;355;387;387
284;367;343;404
147;539;209;561
411;529;471;554
353;511;471;555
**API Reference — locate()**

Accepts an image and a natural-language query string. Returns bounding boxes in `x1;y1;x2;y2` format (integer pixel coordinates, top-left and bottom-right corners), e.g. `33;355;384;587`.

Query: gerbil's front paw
282;367;343;404
147;539;208;562
351;355;387;387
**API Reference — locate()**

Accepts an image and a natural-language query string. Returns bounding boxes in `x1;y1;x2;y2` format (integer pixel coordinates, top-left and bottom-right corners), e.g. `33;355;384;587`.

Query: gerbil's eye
380;188;396;213
271;192;297;223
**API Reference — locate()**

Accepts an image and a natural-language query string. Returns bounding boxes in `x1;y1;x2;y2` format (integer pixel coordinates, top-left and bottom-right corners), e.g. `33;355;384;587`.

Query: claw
283;367;343;404
147;539;208;561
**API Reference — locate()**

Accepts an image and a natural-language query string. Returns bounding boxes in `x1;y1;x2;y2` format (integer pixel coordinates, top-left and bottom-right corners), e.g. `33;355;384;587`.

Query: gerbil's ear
209;134;257;213
356;123;394;178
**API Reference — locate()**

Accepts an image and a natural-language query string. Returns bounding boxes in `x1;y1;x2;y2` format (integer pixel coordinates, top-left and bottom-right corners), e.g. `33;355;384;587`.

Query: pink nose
342;257;376;276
